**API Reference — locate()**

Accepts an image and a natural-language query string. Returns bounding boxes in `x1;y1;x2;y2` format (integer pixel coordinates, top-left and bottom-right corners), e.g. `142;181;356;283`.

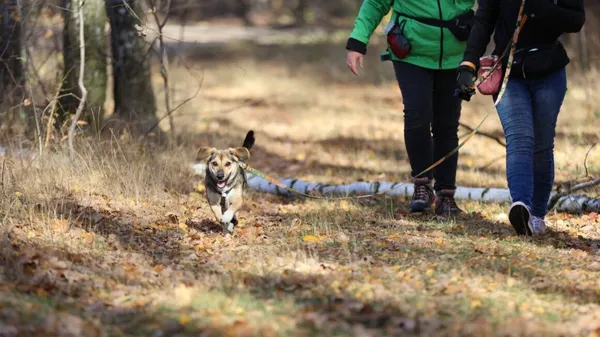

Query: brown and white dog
196;131;255;233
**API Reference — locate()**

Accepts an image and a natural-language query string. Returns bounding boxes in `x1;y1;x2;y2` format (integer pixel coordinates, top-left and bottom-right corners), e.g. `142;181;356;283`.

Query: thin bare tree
68;0;88;163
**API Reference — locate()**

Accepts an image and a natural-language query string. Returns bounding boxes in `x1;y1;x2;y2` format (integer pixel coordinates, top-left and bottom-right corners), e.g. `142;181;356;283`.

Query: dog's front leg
206;191;224;222
222;187;243;231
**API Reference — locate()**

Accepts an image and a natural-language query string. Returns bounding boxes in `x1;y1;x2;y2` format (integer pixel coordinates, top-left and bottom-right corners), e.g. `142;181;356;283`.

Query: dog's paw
221;210;234;223
221;222;234;234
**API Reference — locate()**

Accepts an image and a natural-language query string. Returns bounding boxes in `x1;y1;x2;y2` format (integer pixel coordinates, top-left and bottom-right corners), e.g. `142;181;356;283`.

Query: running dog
196;131;255;233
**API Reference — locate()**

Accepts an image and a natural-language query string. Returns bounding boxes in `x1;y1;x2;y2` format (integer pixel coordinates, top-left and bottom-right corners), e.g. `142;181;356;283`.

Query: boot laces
414;184;432;201
441;195;459;211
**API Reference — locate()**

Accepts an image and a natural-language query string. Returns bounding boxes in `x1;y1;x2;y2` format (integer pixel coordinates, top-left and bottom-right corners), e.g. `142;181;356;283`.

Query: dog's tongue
217;181;226;188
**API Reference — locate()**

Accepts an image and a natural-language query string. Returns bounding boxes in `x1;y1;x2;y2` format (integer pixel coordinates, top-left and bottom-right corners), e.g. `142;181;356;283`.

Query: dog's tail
242;130;255;150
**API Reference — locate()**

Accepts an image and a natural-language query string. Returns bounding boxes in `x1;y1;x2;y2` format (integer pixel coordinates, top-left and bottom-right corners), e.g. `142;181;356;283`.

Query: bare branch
68;0;88;164
44;85;64;149
459;122;506;147
583;143;597;179
145;70;203;136
147;0;175;139
548;177;600;211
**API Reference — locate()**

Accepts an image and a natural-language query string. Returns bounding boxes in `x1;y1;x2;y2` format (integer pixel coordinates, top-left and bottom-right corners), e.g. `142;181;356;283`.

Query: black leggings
393;61;462;191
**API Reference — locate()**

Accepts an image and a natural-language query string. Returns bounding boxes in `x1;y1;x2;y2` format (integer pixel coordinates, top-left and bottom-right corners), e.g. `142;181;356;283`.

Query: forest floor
1;22;600;336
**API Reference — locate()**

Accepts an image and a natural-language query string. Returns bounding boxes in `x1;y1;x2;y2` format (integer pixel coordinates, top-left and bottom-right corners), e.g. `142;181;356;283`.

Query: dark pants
393;61;462;191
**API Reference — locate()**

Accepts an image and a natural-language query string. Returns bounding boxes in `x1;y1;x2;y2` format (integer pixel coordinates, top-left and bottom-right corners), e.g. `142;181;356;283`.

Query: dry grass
0;30;599;336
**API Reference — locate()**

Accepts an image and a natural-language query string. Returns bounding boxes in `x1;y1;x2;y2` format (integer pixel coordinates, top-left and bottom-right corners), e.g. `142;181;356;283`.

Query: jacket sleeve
462;0;500;69
345;0;393;55
529;0;585;33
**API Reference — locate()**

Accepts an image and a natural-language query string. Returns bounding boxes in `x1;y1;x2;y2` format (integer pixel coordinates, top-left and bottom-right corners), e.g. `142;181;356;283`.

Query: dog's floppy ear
229;147;250;162
196;147;216;161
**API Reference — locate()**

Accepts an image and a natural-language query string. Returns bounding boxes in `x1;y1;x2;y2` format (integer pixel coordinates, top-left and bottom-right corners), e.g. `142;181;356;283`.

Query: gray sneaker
531;216;547;235
508;201;533;236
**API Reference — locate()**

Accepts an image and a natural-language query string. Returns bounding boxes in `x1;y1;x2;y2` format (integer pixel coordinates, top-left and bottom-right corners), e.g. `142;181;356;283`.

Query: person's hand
455;64;476;102
346;51;364;76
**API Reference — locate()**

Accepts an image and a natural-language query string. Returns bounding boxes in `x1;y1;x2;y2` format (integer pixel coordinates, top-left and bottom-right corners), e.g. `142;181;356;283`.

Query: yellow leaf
196;184;205;192
302;235;320;243
339;200;350;211
471;300;482;308
179;315;191;325
72;185;79;192
388;233;400;240
15;191;23;197
189;192;202;200
36;288;48;298
425;269;434;276
179;223;188;231
153;265;165;273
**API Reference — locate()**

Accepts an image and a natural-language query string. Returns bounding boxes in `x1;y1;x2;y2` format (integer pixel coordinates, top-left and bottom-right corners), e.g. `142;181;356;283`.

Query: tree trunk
236;0;252;26
105;0;157;133
191;163;600;214
59;0;108;129
0;0;24;107
294;0;307;26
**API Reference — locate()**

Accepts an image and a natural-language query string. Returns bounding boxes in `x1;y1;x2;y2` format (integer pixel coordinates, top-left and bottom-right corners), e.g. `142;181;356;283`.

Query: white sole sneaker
508;202;533;236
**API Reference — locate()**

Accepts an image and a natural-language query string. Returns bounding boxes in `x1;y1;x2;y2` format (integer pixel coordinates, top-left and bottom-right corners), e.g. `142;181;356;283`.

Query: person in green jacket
345;0;475;216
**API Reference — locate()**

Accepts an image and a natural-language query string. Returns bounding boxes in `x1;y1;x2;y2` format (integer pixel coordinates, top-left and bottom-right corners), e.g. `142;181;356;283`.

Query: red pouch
476;55;503;95
387;20;411;59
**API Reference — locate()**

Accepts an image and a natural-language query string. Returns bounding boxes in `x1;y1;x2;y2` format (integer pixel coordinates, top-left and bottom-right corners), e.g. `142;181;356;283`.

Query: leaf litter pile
1;140;600;337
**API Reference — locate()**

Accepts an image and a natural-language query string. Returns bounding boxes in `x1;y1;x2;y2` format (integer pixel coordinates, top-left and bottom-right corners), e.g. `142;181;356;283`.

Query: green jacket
346;0;475;70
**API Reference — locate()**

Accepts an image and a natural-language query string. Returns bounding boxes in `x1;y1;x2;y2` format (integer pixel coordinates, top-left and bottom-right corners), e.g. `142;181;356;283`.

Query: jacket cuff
346;38;367;55
461;54;481;71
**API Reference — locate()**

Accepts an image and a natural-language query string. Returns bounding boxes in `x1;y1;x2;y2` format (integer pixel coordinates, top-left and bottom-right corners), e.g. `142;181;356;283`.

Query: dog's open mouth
216;179;227;188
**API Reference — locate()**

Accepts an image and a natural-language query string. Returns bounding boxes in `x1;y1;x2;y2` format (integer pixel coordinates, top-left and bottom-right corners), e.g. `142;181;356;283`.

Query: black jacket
462;0;586;79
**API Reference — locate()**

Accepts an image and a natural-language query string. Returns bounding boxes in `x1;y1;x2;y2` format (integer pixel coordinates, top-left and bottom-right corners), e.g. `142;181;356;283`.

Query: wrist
346;38;367;55
460;61;477;72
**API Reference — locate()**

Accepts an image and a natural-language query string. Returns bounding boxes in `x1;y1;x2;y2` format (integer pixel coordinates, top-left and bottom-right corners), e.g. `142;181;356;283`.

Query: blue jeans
494;68;567;218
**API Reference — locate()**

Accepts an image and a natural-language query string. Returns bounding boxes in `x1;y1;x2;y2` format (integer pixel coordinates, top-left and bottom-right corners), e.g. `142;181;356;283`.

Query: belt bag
512;42;559;76
386;19;411;59
398;10;474;42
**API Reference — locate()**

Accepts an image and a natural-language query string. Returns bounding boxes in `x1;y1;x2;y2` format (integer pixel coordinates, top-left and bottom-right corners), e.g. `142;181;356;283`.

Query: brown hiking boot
434;189;463;216
410;177;435;213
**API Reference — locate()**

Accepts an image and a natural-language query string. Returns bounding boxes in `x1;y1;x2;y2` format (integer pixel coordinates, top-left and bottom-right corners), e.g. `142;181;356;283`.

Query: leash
241;1;528;201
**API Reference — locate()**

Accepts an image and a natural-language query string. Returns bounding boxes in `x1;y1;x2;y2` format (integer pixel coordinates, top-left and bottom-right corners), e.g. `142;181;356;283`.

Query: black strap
397;13;453;28
396;9;474;29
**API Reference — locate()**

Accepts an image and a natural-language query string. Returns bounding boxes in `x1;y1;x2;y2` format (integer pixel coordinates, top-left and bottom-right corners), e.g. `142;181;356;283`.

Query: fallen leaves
178;315;191;325
2;173;600;337
302;235;321;243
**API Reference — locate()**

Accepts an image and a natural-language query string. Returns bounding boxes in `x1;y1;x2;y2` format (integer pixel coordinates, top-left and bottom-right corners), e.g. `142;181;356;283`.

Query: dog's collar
220;187;231;198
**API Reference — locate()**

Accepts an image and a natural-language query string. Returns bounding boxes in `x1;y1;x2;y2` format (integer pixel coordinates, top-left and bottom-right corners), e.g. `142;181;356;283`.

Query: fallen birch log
192;163;600;214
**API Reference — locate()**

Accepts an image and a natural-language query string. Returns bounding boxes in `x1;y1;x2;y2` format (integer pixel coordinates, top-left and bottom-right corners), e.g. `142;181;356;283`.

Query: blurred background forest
1;0;598;145
1;2;600;336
